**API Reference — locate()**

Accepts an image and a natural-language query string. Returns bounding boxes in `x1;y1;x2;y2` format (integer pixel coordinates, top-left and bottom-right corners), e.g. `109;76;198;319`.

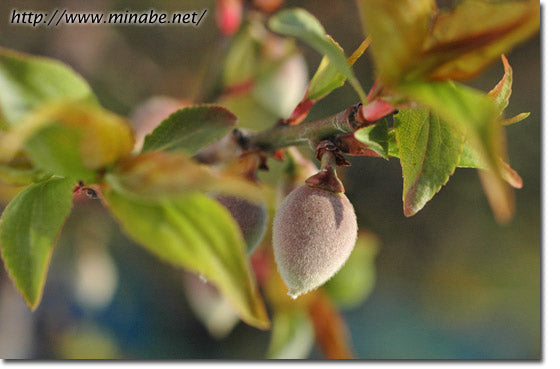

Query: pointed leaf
141;105;237;155
357;0;435;85
269;8;367;103
487;55;531;126
0;177;74;309
416;0;539;81
399;81;514;222
455;54;526;189
501;112;530;126
105;151;262;203
353;118;390;159
488;55;513;115
102;188;270;329
394;108;463;216
0;47;95;126
267;309;314;359
307;36;371;101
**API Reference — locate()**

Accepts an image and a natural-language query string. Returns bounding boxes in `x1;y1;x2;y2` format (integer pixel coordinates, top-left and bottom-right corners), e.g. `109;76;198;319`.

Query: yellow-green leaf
0;47;95;126
0;101;134;182
102;188;270;329
357;0;436;85
0;177;74;309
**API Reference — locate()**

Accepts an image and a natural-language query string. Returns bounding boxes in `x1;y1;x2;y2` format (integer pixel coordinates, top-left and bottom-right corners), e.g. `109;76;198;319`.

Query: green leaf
394;108;463;216
269;8;367;103
1;101;134;182
357;0;435;85
223;23;260;88
105;151;262;203
102;188;270;329
415;0;539;81
458;141;523;189
353;118;390;160
398;81;514;222
307;36;371;101
323;232;379;309
0;177;74;309
267;309;314;359
141;105;237;155
387;129;399;157
0;47;95;126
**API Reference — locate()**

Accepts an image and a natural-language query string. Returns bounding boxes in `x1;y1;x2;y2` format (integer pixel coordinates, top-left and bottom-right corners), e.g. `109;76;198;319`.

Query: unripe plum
272;185;358;298
216;195;268;254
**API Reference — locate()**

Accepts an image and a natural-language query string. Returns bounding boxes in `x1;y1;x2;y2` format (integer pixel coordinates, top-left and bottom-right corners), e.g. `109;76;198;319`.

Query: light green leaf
399;81;514;222
387;129;399;157
0;47;95;126
353;118;390;160
307;36;371;101
0;177;74;309
267;309;314;359
394;108;463;217
223;23;260;88
102;188;270;329
269;8;367;103
357;0;435;85
323;232;379;309
142;105;237;155
1;101;134;182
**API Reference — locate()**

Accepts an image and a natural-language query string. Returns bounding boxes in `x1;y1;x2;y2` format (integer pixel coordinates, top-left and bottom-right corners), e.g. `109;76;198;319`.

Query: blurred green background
0;0;540;359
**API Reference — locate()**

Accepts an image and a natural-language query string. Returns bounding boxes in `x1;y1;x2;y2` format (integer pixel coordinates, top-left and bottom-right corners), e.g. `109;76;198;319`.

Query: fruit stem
305;144;345;194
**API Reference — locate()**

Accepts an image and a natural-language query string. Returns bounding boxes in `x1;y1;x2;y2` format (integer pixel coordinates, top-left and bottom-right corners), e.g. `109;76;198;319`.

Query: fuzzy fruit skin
272;185;358;298
216;195;268;254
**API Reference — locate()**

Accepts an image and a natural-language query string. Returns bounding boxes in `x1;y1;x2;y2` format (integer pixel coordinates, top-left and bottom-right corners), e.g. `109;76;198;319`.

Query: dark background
0;0;540;359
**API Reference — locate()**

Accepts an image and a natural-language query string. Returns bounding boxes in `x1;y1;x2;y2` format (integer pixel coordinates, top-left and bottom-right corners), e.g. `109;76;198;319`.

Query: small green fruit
272;185;358;298
216;195;268;254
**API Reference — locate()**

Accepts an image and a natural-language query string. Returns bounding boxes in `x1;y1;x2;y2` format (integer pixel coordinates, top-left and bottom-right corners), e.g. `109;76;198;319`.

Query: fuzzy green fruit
216;195;268;254
272;185;358;298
